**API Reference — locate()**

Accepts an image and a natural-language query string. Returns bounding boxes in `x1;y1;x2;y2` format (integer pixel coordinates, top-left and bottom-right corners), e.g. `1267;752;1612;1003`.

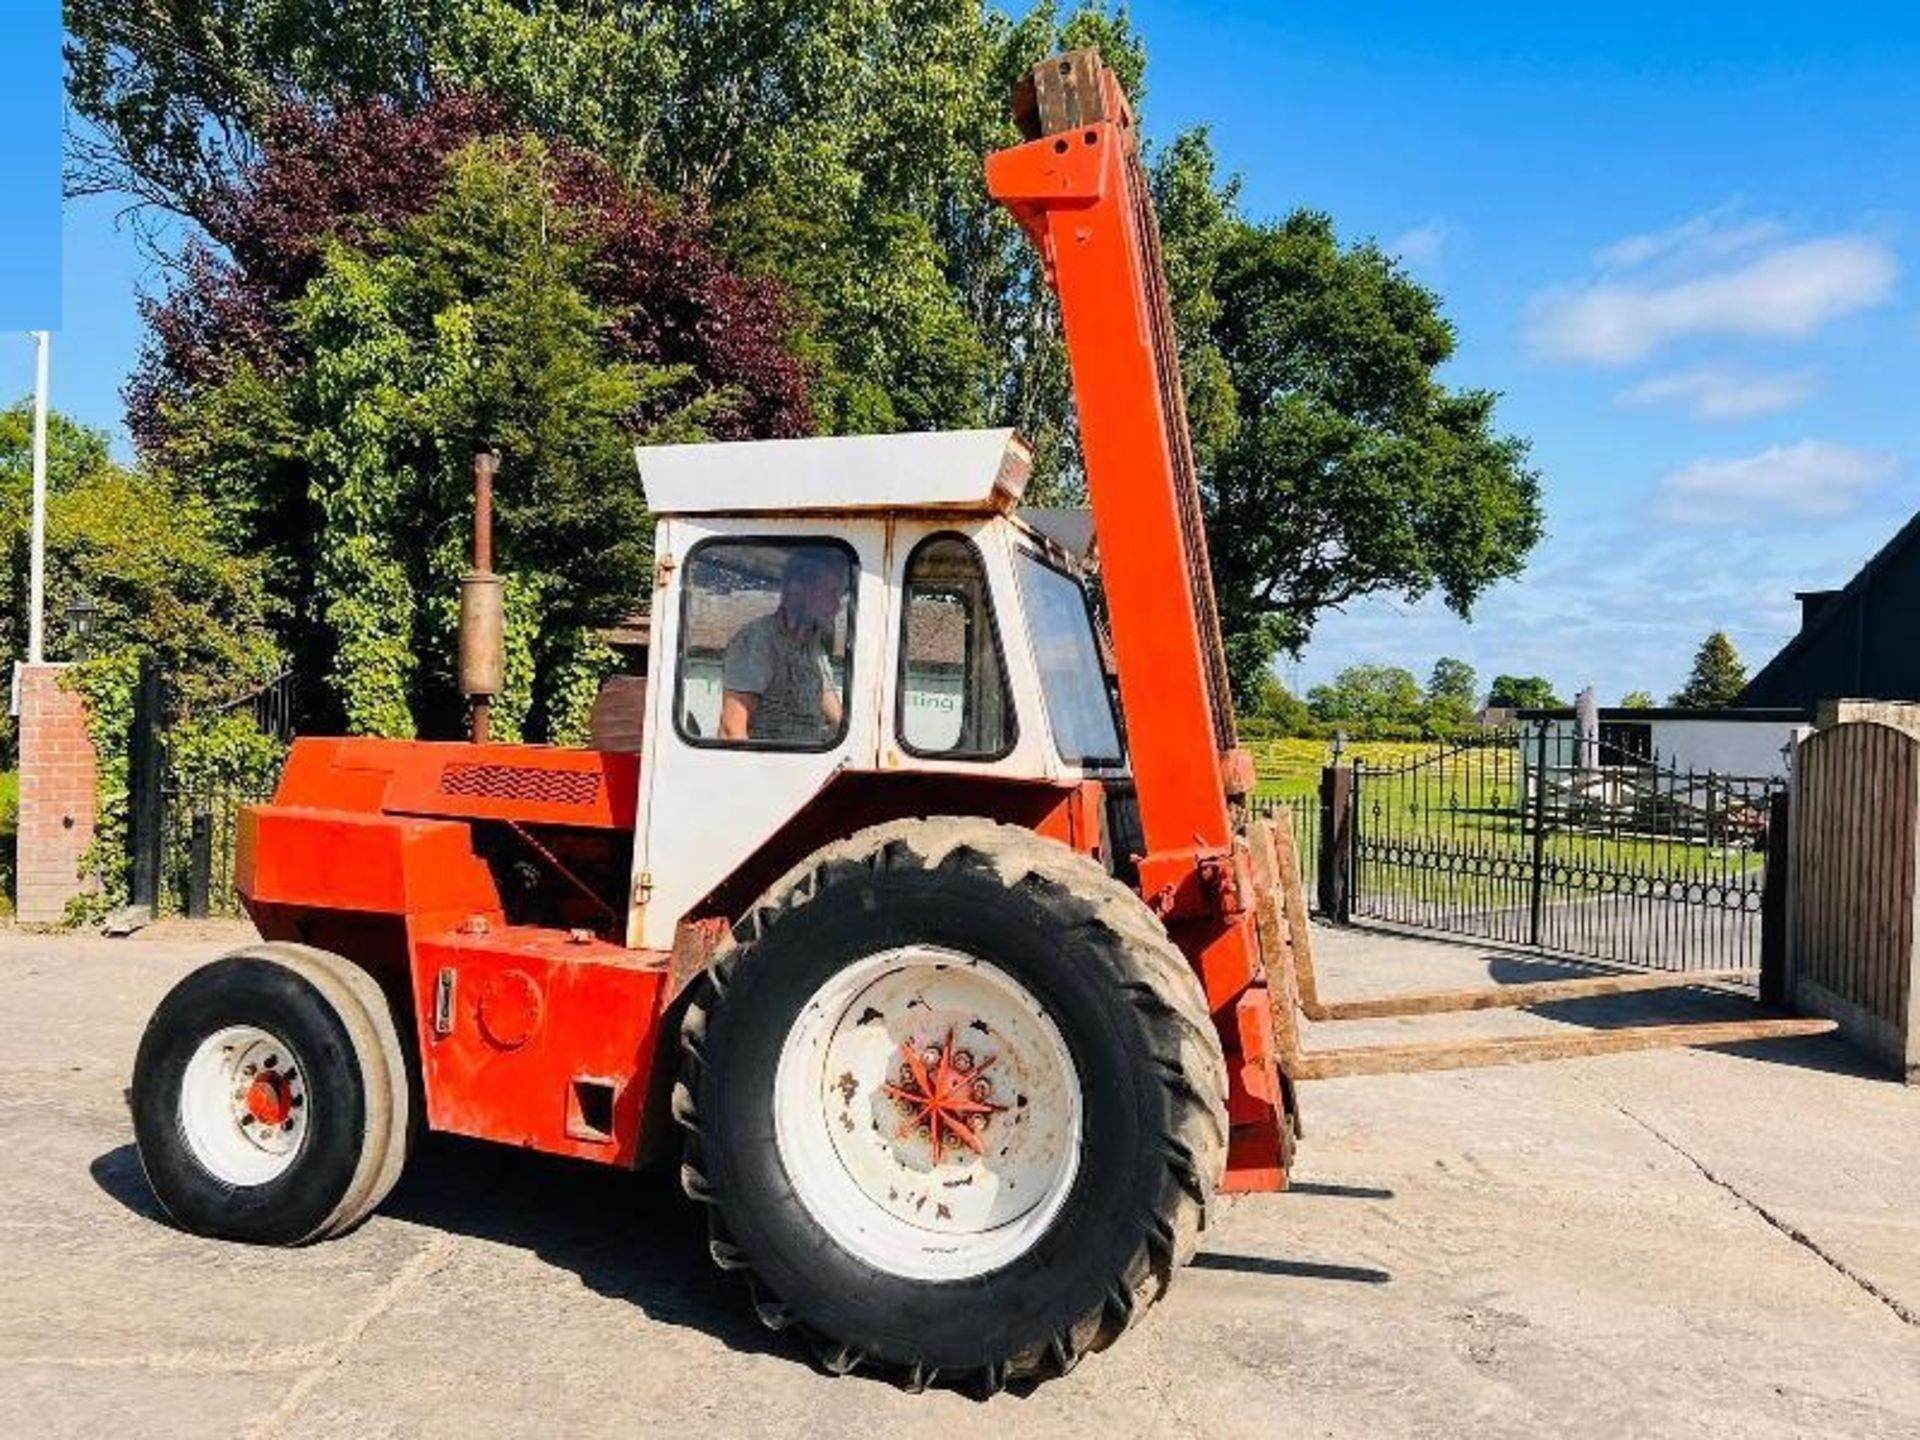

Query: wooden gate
1787;720;1920;1081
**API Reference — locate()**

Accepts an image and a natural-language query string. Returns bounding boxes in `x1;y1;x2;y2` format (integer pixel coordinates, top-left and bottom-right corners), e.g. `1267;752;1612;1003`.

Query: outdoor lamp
64;590;99;654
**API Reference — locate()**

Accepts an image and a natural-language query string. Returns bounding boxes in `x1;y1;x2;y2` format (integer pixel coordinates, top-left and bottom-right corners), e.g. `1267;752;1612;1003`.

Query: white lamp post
26;329;50;663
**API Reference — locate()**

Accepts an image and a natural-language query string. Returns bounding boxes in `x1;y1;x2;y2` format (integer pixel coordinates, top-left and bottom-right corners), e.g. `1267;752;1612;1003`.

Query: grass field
1246;738;1439;800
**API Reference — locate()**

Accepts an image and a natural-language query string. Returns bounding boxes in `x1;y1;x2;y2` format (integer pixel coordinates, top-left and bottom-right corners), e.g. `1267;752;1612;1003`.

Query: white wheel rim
179;1025;310;1186
773;946;1083;1281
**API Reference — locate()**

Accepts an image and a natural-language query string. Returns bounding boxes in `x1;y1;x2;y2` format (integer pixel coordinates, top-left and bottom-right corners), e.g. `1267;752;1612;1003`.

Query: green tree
1619;689;1655;709
0;404;277;756
1424;656;1478;731
1241;672;1314;736
1181;197;1541;699
65;0;1141;466
71;4;1542;702
0;403;279;910
1428;657;1478;705
0;403;118;683
1488;674;1561;711
159;136;750;739
1306;664;1424;731
1671;631;1747;709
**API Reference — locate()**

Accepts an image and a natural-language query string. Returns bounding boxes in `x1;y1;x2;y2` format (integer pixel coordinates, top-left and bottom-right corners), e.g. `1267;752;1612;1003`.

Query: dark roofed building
1740;510;1920;709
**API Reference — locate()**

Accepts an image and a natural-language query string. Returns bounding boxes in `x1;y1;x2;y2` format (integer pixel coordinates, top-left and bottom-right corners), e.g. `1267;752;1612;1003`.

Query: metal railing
129;665;298;919
1334;725;1782;972
1249;792;1322;914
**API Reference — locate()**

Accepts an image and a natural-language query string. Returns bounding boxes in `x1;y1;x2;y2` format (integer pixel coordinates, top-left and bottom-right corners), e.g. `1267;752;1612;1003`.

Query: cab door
629;515;889;949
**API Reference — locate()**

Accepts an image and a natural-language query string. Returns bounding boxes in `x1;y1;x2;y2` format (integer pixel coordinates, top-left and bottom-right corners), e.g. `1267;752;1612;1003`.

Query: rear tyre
132;946;409;1245
676;818;1227;1393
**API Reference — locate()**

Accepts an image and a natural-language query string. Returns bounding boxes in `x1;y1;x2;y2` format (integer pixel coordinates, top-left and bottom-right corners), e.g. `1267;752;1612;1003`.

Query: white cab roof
636;428;1032;516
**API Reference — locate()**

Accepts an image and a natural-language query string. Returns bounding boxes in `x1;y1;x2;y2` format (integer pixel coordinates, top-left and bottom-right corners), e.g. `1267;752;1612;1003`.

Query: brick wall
15;664;99;922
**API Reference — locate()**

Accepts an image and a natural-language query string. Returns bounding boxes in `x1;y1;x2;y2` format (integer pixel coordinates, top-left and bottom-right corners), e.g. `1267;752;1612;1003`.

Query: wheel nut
953;1050;974;1074
921;1047;942;1069
970;1078;992;1102
968;1113;988;1131
898;1064;916;1086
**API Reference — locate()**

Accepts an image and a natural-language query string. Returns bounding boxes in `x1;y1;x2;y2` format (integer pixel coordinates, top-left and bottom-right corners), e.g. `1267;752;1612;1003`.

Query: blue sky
0;0;60;328
9;2;1920;706
1132;1;1920;705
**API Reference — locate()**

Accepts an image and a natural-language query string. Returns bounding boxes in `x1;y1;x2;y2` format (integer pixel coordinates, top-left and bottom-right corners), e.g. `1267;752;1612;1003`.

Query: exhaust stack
460;444;504;743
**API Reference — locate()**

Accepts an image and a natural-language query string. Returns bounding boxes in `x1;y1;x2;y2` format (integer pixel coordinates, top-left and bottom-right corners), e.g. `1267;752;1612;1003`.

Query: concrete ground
3;920;1917;1439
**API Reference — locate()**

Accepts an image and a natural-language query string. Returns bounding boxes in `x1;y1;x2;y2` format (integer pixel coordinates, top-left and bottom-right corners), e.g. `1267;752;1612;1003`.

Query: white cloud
1656;440;1898;523
1594;208;1784;272
1527;205;1898;365
1528;237;1897;363
1390;219;1455;269
1620;366;1817;420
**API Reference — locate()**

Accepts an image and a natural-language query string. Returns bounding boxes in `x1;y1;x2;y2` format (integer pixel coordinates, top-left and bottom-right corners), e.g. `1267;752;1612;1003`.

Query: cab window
897;534;1016;760
676;539;856;750
1013;550;1122;766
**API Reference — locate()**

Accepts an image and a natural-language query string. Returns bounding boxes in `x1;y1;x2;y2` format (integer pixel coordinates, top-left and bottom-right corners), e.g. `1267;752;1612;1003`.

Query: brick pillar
15;663;99;922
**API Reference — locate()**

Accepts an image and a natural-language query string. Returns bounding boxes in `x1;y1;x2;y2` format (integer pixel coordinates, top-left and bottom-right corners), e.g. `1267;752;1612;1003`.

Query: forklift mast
988;51;1287;1185
990;53;1241;850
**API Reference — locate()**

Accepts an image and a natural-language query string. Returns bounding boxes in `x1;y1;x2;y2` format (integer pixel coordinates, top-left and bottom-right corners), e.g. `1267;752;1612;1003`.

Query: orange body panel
272;735;638;829
412;927;670;1166
237;737;666;1167
238;807;501;922
236;740;1109;1171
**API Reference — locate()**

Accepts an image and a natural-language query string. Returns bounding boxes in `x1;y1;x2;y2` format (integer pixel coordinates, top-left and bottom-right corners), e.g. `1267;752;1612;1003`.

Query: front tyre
132;947;408;1246
677;819;1227;1392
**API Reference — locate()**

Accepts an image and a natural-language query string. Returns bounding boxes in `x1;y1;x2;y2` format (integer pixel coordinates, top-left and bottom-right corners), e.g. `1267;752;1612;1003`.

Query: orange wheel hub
245;1072;292;1127
882;1029;1008;1165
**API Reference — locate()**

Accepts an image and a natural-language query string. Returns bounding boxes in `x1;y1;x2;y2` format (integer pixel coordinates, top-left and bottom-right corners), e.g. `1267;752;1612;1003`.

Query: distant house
1519;704;1810;783
1740;510;1920;708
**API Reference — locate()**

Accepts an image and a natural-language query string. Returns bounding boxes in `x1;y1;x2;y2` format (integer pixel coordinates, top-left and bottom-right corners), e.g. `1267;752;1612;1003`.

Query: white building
1518;703;1812;782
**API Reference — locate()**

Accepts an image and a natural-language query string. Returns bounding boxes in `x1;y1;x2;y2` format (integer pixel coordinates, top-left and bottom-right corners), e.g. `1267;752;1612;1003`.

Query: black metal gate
1249;793;1322;911
1338;725;1784;972
128;661;298;919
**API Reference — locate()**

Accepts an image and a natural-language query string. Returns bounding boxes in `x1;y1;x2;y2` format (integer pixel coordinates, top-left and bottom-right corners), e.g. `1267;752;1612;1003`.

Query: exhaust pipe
460;444;504;744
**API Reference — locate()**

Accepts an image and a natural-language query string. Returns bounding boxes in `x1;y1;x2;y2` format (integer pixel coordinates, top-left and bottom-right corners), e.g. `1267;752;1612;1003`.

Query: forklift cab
630;428;1125;950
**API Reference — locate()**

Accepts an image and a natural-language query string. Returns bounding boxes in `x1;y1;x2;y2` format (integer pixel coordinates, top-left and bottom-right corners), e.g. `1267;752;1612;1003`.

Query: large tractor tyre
676;818;1227;1393
132;945;411;1246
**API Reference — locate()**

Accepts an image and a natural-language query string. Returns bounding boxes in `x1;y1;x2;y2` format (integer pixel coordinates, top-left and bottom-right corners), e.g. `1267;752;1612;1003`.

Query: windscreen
1014;551;1122;766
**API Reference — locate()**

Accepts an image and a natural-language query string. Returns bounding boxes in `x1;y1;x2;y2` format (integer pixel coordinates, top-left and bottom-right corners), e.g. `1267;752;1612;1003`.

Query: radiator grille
439;763;603;807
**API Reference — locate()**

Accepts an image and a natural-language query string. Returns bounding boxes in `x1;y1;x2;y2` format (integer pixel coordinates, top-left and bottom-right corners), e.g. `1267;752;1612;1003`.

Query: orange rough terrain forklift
130;51;1825;1392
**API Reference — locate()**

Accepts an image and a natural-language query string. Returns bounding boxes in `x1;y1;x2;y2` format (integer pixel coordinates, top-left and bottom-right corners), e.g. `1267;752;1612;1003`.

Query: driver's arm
719;691;758;739
719;621;770;740
816;650;843;732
